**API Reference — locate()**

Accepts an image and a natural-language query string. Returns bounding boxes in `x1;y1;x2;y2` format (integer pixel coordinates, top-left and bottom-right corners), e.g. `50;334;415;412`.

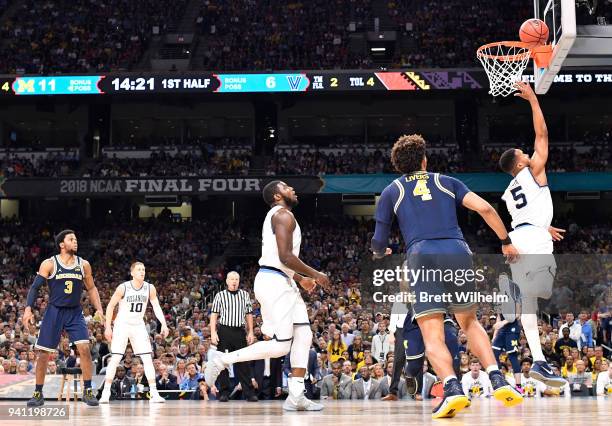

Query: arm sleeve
26;274;47;308
152;300;166;326
371;184;399;253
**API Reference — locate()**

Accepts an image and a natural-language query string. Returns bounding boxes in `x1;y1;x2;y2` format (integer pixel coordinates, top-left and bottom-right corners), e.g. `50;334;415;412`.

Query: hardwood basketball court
0;398;609;426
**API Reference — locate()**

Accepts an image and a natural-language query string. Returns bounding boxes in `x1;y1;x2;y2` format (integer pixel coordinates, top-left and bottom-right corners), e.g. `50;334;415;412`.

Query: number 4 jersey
502;168;553;230
375;171;470;250
115;281;151;325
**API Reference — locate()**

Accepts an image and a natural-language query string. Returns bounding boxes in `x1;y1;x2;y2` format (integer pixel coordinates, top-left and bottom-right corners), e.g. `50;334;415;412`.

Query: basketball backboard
534;0;612;94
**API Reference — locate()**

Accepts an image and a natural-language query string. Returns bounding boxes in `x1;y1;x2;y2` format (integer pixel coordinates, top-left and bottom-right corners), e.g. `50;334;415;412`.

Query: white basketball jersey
258;205;301;278
501;168;553;229
115;281;150;325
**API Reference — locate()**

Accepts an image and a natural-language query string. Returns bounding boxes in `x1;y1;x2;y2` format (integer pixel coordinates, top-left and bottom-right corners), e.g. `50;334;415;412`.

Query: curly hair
391;134;426;174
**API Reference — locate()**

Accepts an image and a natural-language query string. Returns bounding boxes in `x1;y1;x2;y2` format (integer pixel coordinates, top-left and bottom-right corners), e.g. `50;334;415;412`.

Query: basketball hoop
477;41;532;97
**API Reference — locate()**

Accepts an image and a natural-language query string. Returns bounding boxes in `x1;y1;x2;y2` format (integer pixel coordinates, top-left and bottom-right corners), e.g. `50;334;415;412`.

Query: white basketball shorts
254;269;309;341
508;225;556;299
110;321;152;355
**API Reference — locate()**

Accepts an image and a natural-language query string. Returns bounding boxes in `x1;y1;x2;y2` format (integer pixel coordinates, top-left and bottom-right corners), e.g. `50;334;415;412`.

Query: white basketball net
477;43;531;97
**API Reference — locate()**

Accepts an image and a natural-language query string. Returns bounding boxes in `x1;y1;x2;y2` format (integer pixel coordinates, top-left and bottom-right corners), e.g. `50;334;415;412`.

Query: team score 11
64;280;73;294
413;179;432;201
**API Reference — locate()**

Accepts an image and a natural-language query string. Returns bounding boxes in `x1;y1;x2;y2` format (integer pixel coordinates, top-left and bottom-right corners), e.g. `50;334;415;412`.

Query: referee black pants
217;324;256;399
390;327;406;395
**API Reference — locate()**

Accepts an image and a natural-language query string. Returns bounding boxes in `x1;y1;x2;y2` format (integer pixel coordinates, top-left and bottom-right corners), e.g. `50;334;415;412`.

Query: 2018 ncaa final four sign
0;176;325;198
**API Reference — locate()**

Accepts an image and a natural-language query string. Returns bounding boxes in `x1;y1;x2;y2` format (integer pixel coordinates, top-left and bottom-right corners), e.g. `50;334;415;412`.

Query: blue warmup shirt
373;171;471;251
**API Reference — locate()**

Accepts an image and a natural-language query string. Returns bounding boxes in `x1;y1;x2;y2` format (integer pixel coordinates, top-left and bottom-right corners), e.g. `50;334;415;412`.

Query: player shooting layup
498;81;566;387
205;180;329;411
99;262;169;403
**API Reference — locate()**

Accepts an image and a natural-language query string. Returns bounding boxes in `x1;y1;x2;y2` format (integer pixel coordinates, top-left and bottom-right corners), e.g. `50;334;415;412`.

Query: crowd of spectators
197;0;374;71
0;215;610;399
0;0;609;73
0;0;187;74
85;150;250;178
482;144;612;172
0;154;79;178
266;146;466;175
386;0;531;68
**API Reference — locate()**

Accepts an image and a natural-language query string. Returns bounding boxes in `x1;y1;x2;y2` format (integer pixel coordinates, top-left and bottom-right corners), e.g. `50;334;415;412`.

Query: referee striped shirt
211;289;253;327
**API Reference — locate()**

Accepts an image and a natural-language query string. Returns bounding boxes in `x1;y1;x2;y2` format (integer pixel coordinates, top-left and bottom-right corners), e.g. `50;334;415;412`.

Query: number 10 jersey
115;281;150;325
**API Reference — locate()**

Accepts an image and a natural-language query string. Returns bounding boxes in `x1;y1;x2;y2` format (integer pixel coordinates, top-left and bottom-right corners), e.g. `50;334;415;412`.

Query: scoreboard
0;71;486;96
1;70;610;96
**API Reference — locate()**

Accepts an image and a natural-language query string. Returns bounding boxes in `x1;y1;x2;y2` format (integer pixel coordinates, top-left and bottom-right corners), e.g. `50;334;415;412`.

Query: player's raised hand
22;306;34;326
514;81;536;101
548;226;566;241
104;326;113;343
502;243;520;263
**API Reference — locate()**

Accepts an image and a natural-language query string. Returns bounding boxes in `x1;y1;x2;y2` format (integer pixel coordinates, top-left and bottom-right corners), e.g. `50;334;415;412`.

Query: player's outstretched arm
82;260;105;321
462;192;519;262
22;259;54;326
104;285;125;342
273;209;329;288
149;285;169;338
515;81;548;179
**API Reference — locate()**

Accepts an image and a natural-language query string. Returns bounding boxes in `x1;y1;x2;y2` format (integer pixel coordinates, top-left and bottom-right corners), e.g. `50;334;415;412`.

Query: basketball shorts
255;267;309;341
491;321;520;354
110;321;152;355
403;319;460;361
35;305;89;352
508;225;557;299
406;239;476;319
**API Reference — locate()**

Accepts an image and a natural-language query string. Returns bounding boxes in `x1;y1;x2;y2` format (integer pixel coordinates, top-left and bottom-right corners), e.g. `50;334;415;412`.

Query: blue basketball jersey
48;255;85;307
375;171;471;250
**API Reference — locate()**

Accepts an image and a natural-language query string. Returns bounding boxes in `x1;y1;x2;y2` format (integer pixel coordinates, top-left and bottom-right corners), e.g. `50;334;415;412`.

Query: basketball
519;18;549;47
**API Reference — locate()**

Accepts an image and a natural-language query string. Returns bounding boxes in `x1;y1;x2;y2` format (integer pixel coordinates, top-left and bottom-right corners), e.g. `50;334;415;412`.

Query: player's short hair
391;134;427;174
55;229;76;251
498;148;518;173
130;261;145;272
262;180;283;206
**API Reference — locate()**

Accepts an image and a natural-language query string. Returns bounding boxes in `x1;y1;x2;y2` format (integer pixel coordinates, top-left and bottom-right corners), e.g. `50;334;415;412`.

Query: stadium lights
370;47;386;52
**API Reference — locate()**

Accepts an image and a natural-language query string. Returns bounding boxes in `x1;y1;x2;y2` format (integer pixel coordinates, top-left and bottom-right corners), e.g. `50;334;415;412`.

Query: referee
210;271;258;402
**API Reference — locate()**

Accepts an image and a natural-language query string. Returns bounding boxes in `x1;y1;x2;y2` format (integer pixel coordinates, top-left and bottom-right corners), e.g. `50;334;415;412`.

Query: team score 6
413;180;432;201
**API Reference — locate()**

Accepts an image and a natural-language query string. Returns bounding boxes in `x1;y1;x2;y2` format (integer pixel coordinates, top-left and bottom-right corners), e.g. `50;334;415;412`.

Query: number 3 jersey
115;281;151;325
502;167;553;230
48;255;85;307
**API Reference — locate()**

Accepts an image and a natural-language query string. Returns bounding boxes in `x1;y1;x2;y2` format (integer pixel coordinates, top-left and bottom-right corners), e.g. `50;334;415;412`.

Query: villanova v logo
287;75;302;91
